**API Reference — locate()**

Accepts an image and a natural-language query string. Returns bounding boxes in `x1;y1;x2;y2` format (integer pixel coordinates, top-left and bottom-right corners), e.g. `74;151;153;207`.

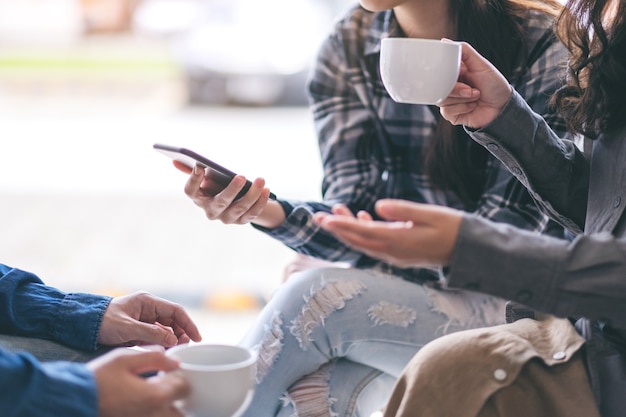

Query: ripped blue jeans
238;267;507;417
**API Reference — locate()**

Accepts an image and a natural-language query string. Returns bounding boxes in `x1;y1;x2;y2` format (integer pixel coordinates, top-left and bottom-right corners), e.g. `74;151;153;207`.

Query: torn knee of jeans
367;301;417;327
281;362;338;417
289;278;367;350
255;311;284;383
426;287;506;332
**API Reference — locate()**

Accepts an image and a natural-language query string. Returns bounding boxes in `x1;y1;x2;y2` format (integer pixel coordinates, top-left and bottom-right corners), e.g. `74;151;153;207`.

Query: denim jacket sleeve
0;263;112;350
0;349;98;417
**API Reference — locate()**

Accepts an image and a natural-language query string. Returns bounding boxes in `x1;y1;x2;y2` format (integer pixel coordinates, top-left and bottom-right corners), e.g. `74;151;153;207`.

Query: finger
214;201;260;225
443;81;479;101
197;180;250;220
234;188;270;224
184;166;206;197
330;204;354;216
129;321;181;347
205;175;247;200
375;199;456;224
439;102;478;125
373;199;426;223
115;349;181;375
458;41;486;73
312;211;331;224
319;216;404;241
172;160;193;174
152;303;203;343
356;210;373;221
159;322;194;345
148;372;191;404
224;177;266;211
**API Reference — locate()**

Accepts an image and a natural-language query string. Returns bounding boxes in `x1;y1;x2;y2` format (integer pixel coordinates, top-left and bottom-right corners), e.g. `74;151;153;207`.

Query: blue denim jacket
0;263;112;416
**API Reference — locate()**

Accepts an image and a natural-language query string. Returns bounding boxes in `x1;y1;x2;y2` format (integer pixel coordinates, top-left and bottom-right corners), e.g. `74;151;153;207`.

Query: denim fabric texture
0;264;111;416
239;267;507;417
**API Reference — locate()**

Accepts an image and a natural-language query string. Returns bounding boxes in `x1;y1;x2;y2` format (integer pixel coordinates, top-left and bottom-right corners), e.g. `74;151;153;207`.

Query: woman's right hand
176;162;284;228
437;41;513;129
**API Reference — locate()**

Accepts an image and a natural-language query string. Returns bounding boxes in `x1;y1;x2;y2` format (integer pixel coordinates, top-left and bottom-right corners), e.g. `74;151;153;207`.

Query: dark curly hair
552;0;626;138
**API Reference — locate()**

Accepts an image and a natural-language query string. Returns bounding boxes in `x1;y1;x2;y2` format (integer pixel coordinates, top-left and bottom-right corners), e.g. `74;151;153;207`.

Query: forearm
250;200;288;229
0;349;97;417
0;264;112;350
470;93;589;233
253;201;361;262
447;215;626;327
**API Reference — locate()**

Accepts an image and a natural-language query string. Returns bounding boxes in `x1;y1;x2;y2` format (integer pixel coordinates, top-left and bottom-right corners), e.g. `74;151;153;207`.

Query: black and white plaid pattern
260;5;570;282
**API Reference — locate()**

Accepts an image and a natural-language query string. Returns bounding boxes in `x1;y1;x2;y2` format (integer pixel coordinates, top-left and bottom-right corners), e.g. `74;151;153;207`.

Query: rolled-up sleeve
0;264;112;350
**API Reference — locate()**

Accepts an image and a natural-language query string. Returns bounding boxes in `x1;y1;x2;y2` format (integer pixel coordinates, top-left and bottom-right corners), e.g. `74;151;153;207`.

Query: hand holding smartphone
153;143;276;200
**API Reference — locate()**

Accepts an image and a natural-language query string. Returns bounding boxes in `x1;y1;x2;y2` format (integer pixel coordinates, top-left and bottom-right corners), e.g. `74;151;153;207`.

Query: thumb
457;41;491;74
126;350;180;375
374;199;429;223
100;349;180;375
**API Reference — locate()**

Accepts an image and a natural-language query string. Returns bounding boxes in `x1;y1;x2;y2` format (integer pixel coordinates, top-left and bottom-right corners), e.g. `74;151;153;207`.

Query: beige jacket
384;316;600;417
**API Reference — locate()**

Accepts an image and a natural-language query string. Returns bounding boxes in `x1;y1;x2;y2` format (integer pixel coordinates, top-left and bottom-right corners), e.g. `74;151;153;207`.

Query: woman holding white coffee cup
176;0;571;416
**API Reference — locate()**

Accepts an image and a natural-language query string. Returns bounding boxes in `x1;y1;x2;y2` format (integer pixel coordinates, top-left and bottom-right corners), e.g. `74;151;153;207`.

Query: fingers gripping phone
153;143;276;200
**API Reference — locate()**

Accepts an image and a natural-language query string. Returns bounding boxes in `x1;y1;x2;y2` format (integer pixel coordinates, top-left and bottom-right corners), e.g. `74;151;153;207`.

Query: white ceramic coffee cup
380;38;461;105
166;344;257;417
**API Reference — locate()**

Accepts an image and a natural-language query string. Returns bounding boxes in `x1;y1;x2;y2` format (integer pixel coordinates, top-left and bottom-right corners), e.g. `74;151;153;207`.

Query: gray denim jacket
444;92;626;416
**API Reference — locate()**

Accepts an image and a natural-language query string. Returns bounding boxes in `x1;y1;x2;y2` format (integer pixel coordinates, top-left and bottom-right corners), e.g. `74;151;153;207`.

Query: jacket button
493;369;507;381
553;351;566;360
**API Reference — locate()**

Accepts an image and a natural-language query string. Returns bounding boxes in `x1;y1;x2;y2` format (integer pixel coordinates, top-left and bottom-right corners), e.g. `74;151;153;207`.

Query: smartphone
153;143;276;200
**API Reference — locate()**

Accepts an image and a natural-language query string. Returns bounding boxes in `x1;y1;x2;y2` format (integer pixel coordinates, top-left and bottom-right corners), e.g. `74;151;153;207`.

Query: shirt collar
363;9;404;57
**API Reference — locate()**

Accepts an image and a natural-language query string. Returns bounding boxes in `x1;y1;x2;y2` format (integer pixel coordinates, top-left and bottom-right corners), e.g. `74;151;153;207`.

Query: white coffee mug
380;38;461;105
166;344;257;417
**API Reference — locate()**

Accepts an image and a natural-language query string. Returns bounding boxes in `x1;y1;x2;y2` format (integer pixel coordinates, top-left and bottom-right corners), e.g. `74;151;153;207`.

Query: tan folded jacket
384;315;600;417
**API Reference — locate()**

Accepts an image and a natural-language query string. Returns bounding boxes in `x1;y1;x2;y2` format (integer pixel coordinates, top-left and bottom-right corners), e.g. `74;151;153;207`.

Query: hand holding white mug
165;344;256;417
437;41;513;129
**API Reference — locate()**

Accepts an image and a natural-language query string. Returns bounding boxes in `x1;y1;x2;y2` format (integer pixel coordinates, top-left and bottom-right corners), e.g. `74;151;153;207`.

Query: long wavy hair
551;0;626;138
425;0;562;208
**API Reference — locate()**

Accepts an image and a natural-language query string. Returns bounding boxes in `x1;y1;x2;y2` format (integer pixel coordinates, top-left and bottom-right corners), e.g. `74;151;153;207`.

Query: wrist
252;200;286;229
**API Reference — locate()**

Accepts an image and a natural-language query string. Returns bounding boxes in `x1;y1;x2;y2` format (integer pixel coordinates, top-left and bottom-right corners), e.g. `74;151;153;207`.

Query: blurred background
0;0;354;343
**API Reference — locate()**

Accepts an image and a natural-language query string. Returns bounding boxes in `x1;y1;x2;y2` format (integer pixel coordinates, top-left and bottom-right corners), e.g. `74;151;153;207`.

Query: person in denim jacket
0;263;202;417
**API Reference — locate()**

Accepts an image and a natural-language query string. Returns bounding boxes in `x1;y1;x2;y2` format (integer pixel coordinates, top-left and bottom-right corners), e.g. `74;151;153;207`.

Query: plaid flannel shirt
257;5;569;282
